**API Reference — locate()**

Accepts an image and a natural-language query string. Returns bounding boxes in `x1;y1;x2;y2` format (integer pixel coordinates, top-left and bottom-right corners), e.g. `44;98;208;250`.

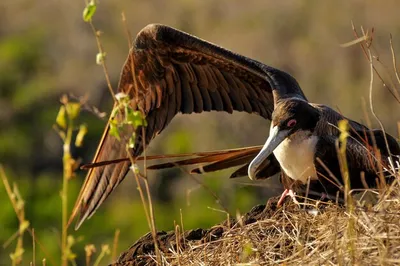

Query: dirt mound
111;197;282;266
111;190;400;265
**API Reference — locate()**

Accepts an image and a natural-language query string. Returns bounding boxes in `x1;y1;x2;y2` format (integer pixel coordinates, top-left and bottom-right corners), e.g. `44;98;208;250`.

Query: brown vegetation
113;190;400;265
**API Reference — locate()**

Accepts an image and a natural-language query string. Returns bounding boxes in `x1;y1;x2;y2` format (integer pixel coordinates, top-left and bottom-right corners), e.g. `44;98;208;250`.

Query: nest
112;182;400;265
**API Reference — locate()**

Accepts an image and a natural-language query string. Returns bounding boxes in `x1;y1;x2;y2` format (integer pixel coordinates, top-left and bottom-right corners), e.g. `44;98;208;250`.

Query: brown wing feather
70;24;305;229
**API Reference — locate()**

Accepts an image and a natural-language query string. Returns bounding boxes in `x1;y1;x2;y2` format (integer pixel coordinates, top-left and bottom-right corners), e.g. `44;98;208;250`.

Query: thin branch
89;22;116;102
351;23;400;103
366;49;396;175
390;34;400;86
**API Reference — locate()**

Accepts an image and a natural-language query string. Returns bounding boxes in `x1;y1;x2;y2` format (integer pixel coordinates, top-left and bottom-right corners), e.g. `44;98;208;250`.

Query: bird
148;100;400;204
69;23;400;229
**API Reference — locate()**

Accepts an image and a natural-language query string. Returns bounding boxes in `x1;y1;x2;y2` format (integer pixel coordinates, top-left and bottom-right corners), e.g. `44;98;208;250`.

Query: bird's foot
277;188;300;207
319;192;327;201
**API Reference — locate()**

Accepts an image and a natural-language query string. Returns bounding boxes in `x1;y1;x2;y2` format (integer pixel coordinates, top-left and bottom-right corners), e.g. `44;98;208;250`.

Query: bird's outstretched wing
70;24;305;229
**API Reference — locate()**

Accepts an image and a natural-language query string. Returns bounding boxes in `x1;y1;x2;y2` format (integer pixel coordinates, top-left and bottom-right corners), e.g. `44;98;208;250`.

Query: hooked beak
248;126;289;180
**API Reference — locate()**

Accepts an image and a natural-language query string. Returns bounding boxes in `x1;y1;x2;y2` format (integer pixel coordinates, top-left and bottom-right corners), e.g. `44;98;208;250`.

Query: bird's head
248;99;320;180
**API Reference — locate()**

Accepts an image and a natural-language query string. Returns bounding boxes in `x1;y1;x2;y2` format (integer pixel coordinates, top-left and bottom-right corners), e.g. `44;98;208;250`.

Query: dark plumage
70;24;400;229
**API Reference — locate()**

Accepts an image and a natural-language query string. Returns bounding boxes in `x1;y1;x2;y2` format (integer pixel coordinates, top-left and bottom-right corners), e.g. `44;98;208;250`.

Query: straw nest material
111;183;400;265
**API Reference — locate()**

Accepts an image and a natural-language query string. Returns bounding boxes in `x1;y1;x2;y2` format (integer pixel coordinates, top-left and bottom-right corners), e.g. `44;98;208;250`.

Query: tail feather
146;146;263;170
230;164;249;178
80;152;224;170
83;151;130;221
146;145;281;181
190;149;260;174
146;152;240;170
81;146;265;170
69;120;133;230
229;154;281;179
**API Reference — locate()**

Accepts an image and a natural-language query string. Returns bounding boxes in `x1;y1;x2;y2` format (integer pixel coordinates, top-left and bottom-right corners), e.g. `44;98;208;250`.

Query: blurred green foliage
0;0;399;265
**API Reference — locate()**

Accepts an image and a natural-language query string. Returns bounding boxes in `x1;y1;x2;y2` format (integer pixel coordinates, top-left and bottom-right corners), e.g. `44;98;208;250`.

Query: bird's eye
287;119;297;127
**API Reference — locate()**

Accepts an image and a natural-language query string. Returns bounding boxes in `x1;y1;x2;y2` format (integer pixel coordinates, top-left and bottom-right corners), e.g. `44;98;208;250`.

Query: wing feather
173;64;182;113
221;71;243;111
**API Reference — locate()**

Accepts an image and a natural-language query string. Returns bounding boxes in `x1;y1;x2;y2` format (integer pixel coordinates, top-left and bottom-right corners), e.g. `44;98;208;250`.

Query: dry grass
154;188;400;265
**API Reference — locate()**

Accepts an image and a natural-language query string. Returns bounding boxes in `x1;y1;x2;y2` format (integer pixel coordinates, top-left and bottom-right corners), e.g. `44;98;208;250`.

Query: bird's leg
277;188;300;207
277;189;289;206
319;192;327;201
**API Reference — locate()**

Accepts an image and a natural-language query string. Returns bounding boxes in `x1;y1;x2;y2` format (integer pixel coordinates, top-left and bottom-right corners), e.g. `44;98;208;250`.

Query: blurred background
1;0;400;264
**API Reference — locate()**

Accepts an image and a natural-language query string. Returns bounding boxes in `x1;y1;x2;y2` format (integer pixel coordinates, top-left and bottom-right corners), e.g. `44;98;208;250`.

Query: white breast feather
273;131;318;184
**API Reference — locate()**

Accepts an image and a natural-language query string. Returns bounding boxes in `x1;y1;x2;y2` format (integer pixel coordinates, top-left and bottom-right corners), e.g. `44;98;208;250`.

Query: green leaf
109;120;120;141
124;105;130;124
127;110;147;128
75;124;88;147
83;2;97;22
56;106;67;129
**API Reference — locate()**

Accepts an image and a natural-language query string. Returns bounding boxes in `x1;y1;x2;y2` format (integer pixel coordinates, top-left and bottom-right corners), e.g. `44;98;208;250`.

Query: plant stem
61;115;74;266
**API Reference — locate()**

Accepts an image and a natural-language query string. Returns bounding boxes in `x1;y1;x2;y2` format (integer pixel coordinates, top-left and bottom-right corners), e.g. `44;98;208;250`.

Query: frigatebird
70;24;400;229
